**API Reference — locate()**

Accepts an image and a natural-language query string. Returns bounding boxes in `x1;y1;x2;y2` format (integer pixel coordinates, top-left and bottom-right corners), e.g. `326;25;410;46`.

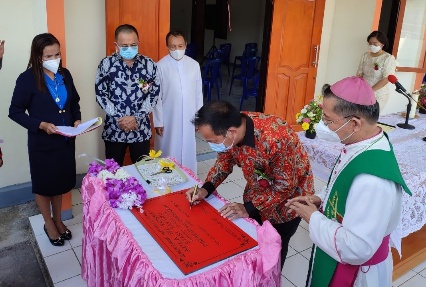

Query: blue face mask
208;132;235;153
119;46;138;60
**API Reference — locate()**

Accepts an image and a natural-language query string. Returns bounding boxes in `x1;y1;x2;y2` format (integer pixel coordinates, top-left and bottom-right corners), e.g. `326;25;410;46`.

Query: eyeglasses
116;44;138;51
322;114;359;126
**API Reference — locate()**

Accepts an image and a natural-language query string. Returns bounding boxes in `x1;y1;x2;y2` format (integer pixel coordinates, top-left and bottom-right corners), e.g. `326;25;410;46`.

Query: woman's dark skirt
29;140;76;196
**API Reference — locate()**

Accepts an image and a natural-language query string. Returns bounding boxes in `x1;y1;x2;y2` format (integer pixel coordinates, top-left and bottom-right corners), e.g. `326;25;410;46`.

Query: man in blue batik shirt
95;24;160;165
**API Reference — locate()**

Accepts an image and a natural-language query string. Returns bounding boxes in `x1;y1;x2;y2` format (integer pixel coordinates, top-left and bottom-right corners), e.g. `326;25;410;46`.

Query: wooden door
105;0;170;165
264;0;325;126
105;0;169;59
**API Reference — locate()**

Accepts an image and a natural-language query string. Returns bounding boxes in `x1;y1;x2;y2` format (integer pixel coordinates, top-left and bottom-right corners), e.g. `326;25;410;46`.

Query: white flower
301;108;307;114
114;168;130;180
141;87;149;93
304;105;309;109
307;112;315;118
97;170;114;181
117;192;142;209
138;83;143;88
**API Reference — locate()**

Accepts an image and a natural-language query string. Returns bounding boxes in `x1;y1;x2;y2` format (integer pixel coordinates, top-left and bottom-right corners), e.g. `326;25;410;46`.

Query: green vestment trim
308;136;411;287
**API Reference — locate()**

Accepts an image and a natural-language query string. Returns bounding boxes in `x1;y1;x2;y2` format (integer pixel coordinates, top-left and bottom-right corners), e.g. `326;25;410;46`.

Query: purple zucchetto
330;76;376;106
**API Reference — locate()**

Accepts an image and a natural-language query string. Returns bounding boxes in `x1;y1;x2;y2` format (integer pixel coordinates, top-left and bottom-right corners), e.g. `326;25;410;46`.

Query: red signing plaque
131;189;258;275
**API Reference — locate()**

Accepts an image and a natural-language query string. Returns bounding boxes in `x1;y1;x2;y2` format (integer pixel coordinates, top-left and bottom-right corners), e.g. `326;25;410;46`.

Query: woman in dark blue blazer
9;33;81;246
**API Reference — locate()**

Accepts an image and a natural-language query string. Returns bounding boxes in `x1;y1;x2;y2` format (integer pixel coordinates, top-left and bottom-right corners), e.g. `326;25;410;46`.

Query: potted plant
296;95;323;139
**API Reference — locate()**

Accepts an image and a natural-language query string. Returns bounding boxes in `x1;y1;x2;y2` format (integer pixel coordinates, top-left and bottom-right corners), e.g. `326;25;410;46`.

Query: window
379;0;426;73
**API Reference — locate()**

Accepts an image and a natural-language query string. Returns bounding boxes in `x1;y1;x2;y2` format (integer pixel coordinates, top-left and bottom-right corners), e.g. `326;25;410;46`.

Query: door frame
257;0;274;112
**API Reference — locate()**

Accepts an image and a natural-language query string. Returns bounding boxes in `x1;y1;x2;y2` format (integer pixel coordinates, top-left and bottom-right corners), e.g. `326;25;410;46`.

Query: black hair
367;31;389;49
115;24;139;40
27;33;63;93
191;100;242;136
165;30;187;45
322;84;380;124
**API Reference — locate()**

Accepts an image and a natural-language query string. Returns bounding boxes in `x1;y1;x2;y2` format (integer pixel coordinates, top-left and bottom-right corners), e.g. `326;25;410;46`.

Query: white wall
0;0;48;187
0;0;106;188
64;0;106;174
315;0;417;116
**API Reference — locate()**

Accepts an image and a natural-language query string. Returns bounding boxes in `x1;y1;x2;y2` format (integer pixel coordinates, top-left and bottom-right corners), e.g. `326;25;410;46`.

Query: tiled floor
30;127;426;286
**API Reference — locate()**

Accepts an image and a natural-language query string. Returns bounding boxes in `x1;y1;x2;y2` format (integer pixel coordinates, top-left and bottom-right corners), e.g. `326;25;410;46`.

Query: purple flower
88;162;104;176
105;178;124;199
123;177;147;204
123;177;139;190
105;158;120;174
96;166;147;209
302;118;311;123
109;199;120;208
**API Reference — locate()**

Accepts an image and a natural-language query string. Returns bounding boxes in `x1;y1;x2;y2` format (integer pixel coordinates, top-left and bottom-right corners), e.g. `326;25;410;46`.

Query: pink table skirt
81;175;282;287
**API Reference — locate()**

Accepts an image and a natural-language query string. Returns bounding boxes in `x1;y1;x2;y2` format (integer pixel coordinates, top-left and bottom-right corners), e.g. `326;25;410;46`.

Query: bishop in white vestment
153;31;203;173
287;76;410;287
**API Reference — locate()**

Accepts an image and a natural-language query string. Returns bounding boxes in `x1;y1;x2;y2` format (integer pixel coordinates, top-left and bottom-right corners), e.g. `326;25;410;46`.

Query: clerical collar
238;113;255;148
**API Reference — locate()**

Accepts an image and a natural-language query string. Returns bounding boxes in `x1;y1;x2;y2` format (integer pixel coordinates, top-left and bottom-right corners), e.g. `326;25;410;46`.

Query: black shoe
60;229;72;240
52;218;72;240
43;225;64;246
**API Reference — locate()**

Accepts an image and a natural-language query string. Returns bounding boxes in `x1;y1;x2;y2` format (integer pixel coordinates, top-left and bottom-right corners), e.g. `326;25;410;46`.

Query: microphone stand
394;88;415;130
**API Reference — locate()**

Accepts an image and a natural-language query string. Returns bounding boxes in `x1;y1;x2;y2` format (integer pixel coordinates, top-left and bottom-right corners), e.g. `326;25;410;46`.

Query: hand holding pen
190;185;198;209
186;185;208;208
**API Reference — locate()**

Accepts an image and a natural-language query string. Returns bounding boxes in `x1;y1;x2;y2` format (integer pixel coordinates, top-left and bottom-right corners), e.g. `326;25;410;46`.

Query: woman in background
9;33;81;246
357;31;396;112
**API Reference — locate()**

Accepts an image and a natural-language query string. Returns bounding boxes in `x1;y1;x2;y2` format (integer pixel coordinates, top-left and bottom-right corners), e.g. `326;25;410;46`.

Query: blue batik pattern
95;53;160;143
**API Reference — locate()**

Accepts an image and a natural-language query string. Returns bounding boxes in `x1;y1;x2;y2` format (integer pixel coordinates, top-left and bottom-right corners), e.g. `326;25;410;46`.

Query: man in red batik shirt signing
186;100;314;270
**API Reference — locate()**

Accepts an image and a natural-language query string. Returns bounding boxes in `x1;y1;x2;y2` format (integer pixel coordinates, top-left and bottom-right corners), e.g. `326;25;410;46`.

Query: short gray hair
322;84;380;124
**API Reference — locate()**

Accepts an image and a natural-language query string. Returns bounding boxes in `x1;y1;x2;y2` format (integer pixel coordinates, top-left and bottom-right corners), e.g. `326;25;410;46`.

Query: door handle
312;45;319;68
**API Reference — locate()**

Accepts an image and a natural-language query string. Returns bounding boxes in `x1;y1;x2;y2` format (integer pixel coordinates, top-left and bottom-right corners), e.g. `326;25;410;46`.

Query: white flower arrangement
114;168;131;180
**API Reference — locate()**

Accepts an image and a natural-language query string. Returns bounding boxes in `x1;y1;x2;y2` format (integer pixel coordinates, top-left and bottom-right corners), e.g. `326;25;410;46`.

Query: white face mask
314;119;354;143
43;58;61;74
170;49;185;60
369;45;382;54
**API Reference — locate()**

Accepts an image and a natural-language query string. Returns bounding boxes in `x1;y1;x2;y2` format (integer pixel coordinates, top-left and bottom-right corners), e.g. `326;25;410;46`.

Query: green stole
307;135;411;287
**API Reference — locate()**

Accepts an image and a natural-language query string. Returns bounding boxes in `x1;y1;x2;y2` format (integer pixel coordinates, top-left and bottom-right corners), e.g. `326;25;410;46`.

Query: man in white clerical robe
287;76;411;287
153;31;203;173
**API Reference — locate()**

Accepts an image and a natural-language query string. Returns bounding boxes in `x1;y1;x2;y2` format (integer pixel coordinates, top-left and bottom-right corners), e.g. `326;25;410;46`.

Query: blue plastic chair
202;59;222;101
231;43;258;79
206;48;222;60
240;72;260;110
229;56;260;96
219;43;232;75
185;43;197;60
205;49;224;87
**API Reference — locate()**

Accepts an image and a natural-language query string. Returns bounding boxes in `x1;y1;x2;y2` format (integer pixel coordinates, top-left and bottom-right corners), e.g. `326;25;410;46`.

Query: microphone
388;75;407;92
387;75;421;106
387;75;415;130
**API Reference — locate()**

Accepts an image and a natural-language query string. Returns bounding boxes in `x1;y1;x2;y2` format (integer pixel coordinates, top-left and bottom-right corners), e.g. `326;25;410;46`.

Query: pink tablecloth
81;174;282;287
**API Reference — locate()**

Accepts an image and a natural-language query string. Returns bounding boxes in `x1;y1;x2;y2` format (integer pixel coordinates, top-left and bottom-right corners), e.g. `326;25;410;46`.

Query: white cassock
308;132;403;287
153;54;203;173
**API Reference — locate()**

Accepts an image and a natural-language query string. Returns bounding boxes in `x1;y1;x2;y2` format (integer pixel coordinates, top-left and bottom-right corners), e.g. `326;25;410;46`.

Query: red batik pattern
205;112;314;224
